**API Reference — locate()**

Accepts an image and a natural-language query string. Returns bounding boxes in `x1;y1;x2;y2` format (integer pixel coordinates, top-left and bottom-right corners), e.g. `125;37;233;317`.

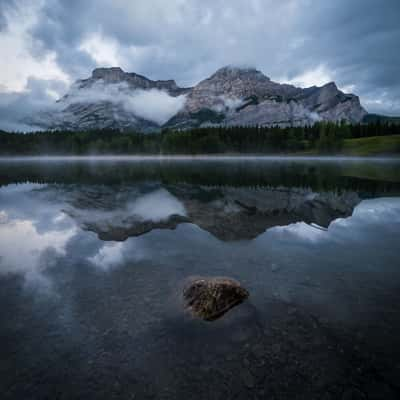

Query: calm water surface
1;157;400;399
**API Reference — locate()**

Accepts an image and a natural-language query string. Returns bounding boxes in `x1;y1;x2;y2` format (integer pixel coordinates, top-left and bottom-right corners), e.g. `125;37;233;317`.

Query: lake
1;157;400;399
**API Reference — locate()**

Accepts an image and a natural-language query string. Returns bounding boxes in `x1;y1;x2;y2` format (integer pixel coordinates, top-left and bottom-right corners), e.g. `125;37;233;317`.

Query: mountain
81;67;190;96
167;66;367;129
62;183;360;241
31;67;191;131
31;66;368;131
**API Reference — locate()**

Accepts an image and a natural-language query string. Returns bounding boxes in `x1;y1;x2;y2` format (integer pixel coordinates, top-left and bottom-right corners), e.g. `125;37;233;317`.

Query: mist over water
0;158;400;399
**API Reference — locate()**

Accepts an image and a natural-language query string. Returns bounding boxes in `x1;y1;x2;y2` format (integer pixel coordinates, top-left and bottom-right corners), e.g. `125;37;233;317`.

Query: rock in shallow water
183;277;249;321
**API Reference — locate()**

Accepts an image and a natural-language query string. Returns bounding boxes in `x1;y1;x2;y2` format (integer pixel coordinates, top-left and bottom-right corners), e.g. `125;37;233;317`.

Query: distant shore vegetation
1;122;400;156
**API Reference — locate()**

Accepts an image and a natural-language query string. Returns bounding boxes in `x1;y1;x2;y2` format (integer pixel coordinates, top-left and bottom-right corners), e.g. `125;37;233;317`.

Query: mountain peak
92;67;126;80
322;81;338;90
212;65;269;80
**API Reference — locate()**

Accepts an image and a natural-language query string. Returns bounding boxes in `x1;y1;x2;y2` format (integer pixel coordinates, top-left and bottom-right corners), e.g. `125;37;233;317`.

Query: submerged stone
183;277;249;321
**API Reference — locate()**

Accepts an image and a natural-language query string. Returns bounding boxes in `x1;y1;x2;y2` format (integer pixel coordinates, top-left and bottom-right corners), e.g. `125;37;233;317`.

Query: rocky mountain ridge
79;67;191;96
62;183;361;242
32;66;368;131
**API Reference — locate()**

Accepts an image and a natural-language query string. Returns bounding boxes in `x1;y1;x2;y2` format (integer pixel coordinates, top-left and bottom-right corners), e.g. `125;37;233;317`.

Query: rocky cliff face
32;66;367;131
80;67;190;96
167;67;367;128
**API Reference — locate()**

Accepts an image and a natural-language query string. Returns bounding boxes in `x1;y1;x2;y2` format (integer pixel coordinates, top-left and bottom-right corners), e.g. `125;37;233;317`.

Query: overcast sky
0;0;399;124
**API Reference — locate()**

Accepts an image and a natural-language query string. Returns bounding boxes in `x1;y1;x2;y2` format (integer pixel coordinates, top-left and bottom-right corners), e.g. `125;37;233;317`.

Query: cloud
0;216;76;283
0;78;67;132
269;221;326;242
263;197;400;245
127;189;186;221
0;77;186;131
66;188;186;228
0;0;69;92
79;33;122;67
215;95;245;112
64;80;187;125
282;65;334;89
88;241;124;270
0;0;19;31
284;0;400;115
0;210;9;223
124;89;186;125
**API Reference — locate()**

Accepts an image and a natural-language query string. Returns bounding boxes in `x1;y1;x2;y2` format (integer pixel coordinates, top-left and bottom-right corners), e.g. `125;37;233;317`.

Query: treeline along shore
1;121;400;155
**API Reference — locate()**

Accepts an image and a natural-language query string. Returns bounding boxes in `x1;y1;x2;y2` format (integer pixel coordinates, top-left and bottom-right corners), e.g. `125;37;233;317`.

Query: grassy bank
341;135;400;156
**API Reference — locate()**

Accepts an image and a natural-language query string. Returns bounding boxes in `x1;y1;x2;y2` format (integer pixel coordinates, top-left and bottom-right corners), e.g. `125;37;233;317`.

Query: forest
0;121;399;155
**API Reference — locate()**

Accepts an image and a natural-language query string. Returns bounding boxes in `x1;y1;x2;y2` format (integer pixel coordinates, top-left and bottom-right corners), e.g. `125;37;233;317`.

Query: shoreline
0;154;400;162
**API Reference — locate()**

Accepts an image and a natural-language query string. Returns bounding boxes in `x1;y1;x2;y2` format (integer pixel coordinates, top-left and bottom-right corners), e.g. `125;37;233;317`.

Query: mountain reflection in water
61;184;360;241
0;158;400;400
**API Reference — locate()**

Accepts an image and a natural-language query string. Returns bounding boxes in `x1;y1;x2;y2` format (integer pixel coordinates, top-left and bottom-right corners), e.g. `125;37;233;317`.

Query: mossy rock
183;277;249;321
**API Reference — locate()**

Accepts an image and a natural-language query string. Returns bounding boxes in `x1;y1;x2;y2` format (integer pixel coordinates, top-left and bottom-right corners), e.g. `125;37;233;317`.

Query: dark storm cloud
29;0;97;78
28;0;300;84
1;0;400;124
0;78;67;131
287;0;400;114
0;0;17;30
0;11;6;31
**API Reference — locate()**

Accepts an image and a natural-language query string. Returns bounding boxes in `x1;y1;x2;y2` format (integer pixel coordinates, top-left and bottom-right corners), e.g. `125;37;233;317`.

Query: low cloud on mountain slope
0;78;186;131
0;78;66;132
63;81;187;126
